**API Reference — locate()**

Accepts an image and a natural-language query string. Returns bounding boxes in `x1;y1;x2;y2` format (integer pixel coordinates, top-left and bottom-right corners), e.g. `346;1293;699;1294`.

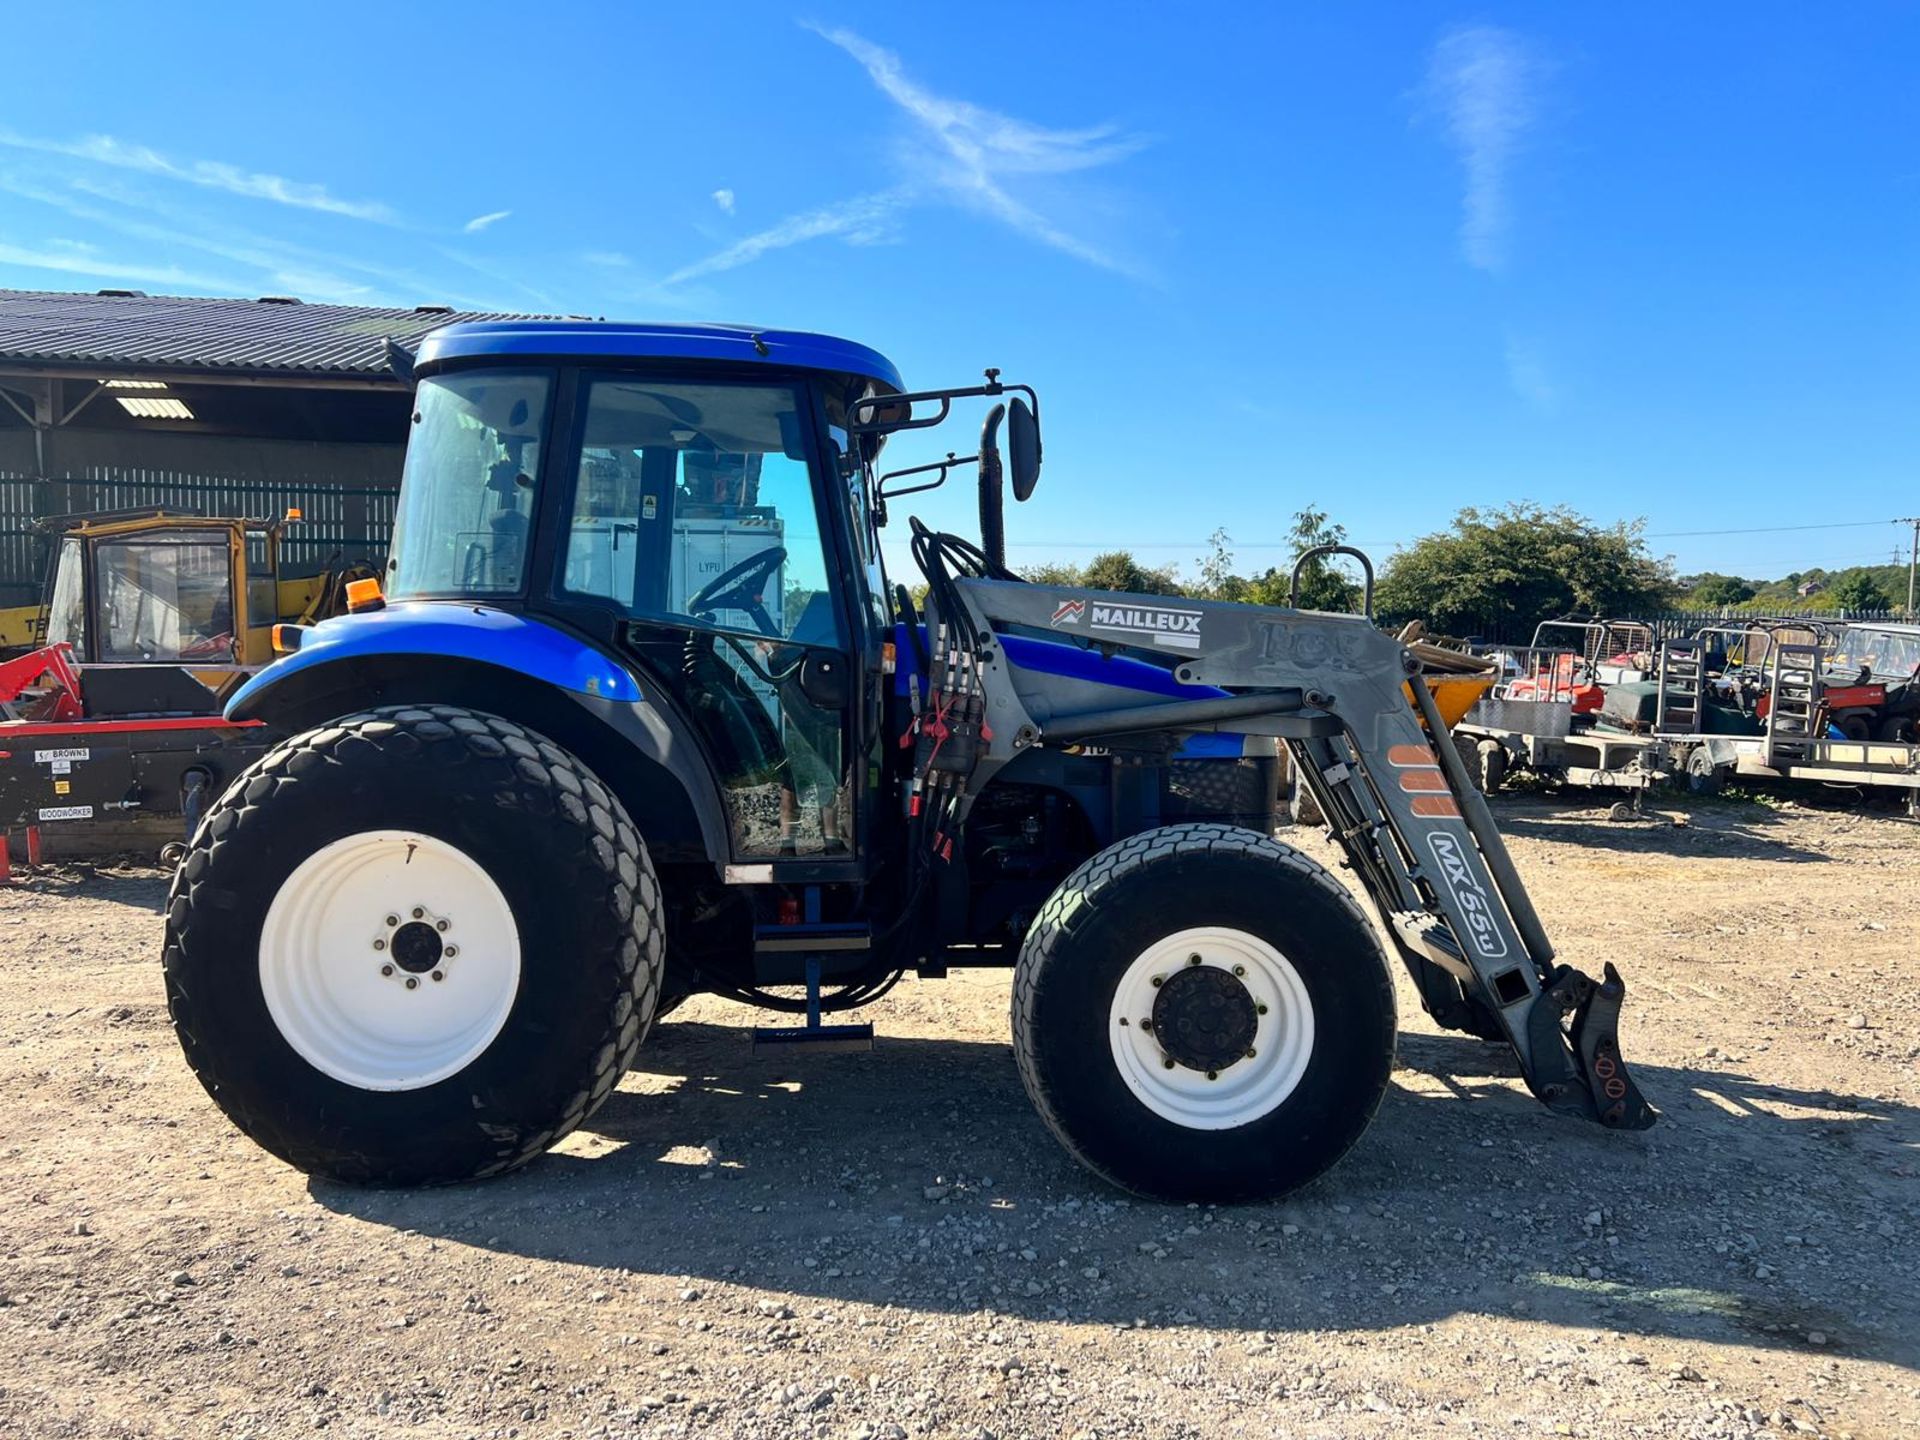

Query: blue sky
2;3;1916;584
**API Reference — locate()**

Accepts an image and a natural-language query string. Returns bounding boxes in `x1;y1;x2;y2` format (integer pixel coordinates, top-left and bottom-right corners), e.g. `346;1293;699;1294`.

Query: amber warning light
344;578;386;614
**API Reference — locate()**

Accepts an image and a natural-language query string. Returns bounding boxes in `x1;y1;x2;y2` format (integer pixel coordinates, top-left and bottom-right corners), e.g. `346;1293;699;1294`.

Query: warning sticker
37;805;94;821
54;779;70;795
33;747;89;764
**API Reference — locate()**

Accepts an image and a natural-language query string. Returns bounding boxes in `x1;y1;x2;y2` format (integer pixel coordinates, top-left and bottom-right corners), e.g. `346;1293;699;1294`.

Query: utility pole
1901;517;1920;618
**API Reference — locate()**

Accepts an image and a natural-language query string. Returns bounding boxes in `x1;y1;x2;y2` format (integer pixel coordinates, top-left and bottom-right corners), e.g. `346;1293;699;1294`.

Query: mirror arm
877;451;977;503
848;370;1041;437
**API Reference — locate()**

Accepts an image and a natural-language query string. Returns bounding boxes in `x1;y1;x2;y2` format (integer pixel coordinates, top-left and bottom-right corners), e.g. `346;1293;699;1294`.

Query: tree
1019;551;1184;596
1018;560;1083;588
1830;569;1894;612
1690;573;1755;607
1286;506;1361;613
1194;529;1248;602
1079;550;1184;596
1374;503;1676;636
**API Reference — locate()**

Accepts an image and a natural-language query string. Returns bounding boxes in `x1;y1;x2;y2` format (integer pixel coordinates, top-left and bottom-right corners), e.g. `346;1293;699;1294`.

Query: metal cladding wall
0;428;402;606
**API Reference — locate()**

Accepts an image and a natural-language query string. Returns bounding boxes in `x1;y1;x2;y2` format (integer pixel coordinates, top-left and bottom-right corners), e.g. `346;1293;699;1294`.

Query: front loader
162;321;1652;1203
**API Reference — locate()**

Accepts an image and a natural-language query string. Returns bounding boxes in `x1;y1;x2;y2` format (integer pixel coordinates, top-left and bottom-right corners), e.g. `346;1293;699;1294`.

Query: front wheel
1012;825;1396;1203
163;705;663;1185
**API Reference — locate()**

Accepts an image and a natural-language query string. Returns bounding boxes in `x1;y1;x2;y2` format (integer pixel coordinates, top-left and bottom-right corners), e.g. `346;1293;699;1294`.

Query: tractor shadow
1491;795;1834;862
313;1018;1920;1371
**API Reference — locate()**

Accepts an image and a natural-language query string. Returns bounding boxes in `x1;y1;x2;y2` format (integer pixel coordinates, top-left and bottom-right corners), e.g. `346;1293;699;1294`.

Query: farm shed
0;289;521;606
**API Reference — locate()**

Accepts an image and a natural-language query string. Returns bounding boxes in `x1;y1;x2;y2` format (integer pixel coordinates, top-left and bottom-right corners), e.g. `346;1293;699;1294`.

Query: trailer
1655;627;1920;814
1454;620;1667;811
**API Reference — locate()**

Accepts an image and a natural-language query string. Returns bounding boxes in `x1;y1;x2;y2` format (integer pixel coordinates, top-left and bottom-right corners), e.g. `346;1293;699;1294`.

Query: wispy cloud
663;26;1147;286
1504;334;1559;411
0;236;255;294
666;190;906;285
463;209;511;234
435;246;558;309
0;172;517;308
1425;26;1540;273
711;188;736;215
0;127;397;223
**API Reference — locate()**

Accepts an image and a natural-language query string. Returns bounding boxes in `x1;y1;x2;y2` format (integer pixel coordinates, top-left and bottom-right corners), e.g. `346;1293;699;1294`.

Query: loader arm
952;577;1655;1131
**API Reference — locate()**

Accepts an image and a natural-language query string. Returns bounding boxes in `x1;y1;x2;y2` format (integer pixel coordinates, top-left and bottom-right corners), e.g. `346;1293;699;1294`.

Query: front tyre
163;705;663;1185
1012;824;1396;1203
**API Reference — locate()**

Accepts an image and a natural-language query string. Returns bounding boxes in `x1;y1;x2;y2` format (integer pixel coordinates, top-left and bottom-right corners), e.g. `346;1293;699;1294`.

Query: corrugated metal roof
0;289;532;382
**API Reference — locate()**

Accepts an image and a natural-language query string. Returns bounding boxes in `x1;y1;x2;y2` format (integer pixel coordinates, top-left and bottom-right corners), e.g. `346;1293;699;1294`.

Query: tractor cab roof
415;320;905;395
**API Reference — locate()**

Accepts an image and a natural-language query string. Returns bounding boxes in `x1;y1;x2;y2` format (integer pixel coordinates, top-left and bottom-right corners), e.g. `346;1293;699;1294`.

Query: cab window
93;531;234;662
389;371;550;597
560;379;841;647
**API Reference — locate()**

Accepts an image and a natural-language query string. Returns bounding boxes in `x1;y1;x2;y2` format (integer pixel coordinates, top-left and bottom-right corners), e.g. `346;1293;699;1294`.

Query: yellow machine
5;508;374;690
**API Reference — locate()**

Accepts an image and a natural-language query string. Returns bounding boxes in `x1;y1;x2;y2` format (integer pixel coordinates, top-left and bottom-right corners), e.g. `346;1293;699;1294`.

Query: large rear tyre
1012;824;1396;1203
163;705;662;1185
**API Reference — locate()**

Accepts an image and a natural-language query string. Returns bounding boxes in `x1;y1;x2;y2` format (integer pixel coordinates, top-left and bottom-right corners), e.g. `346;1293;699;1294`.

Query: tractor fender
226;605;730;865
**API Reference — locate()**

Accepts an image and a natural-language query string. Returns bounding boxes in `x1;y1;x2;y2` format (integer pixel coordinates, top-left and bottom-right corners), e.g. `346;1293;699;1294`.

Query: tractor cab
37;508;299;714
355;325;914;863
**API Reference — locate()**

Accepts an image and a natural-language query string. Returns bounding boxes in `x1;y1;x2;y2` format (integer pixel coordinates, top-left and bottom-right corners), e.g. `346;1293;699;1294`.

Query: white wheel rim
259;830;522;1092
1107;925;1315;1130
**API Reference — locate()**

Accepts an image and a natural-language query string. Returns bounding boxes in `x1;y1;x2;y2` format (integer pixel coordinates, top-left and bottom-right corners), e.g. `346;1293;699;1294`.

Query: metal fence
1458;608;1905;647
0;467;397;607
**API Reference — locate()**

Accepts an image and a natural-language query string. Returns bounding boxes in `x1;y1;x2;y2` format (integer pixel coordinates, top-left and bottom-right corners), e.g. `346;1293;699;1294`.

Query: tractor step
750;954;875;1055
750;1023;875;1054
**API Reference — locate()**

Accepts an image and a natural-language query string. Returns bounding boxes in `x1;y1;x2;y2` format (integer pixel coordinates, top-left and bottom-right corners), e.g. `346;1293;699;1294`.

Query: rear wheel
1683;745;1724;796
1475;739;1510;795
1012;824;1395;1202
1875;714;1918;745
164;705;662;1185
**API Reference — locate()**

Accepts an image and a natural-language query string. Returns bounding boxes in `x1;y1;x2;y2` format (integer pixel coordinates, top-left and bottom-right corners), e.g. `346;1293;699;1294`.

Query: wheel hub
1151;964;1258;1072
258;832;521;1092
1107;926;1316;1131
389;920;444;974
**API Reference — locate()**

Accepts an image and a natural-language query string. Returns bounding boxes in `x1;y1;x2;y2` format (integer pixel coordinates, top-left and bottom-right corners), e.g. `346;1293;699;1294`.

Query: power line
1644;518;1900;539
1002;518;1905;551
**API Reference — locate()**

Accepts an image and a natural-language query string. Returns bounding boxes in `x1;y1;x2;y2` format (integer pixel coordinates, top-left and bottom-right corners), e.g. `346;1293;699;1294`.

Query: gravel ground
1;794;1917;1439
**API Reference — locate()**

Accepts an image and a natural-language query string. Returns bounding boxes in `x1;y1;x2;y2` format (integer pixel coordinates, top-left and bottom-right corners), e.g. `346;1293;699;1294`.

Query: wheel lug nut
1187;954;1202;966
1256;1003;1269;1015
404;977;419;990
1233;965;1246;977
435;919;449;932
1162;1057;1176;1070
1205;1070;1220;1081
373;938;386;951
1150;976;1163;988
411;907;424;919
431;970;444;983
380;964;394;977
1118;1017;1129;1027
1139;1020;1153;1032
444;945;458;958
1245;1047;1257;1059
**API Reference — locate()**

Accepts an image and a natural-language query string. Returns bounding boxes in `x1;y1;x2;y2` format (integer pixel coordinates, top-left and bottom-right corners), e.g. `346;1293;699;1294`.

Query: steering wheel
686;546;786;638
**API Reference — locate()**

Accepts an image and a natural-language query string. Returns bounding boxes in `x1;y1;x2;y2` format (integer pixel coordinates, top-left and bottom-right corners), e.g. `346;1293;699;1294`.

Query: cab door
552;374;857;862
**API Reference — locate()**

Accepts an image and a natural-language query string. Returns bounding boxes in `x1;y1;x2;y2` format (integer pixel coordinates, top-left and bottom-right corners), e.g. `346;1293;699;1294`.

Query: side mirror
1006;396;1041;501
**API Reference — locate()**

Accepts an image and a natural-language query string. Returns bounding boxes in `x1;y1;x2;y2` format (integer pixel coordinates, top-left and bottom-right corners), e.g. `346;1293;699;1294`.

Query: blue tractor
164;321;1652;1201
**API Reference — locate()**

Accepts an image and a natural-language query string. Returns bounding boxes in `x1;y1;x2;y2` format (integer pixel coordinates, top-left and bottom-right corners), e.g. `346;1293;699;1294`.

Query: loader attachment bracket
1527;963;1656;1130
